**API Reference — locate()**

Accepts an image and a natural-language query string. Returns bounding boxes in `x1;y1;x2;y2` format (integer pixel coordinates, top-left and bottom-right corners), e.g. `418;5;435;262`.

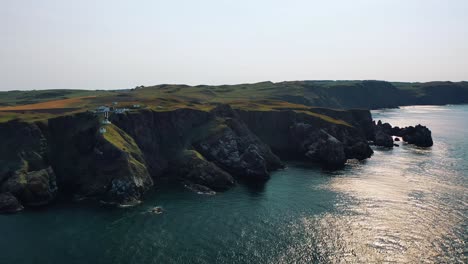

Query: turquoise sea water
1;105;467;263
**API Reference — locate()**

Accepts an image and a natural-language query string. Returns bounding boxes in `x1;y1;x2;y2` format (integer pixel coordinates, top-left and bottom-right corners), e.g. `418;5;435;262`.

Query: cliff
292;81;468;109
237;108;374;167
0;105;431;213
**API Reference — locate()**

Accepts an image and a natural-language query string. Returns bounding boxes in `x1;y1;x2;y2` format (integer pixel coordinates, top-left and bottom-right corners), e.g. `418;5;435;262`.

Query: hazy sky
1;0;467;90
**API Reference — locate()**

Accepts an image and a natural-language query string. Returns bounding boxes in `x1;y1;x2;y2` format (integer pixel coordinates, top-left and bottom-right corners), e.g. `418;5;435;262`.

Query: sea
0;104;467;263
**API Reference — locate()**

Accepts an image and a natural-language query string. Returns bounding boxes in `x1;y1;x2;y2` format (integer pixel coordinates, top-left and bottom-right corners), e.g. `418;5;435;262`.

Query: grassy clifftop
1;80;467;124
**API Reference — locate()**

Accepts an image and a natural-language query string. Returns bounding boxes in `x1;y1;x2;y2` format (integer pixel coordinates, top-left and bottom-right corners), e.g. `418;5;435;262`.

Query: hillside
1;80;467;123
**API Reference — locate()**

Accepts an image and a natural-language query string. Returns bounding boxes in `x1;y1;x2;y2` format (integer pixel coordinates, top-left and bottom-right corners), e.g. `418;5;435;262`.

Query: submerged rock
0;192;23;214
149;206;163;214
184;183;216;195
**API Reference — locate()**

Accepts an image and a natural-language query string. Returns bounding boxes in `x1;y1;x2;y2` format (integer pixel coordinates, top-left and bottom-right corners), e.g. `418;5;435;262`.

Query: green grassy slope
1;80;467;123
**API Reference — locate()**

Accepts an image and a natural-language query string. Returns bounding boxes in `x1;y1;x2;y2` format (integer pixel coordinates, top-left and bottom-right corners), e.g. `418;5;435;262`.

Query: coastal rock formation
0;192;24;213
374;121;433;147
184;183;217;195
0;121;57;207
400;125;433;147
111;105;282;184
48;113;153;206
194;114;283;180
304;130;346;168
238;109;374;168
170;150;234;191
0;105;388;213
345;141;374;160
374;130;394;148
290;124;346;168
1;167;57;206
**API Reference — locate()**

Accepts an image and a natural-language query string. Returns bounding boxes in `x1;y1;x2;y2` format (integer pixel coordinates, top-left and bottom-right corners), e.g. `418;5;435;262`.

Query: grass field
0;96;95;111
1;80;467;123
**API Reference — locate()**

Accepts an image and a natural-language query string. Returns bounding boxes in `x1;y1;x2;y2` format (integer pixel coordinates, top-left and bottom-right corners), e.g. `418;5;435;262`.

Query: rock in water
149;206;163;214
0;192;23;214
304;130;347;168
1;167;57;206
401;125;434;147
374;120;433;148
184;183;216;195
374;130;394;148
345;141;374;161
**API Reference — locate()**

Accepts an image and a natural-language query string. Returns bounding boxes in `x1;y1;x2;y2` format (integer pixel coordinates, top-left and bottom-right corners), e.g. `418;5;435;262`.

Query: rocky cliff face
110;105;283;186
194;105;283;181
237;109;374;168
0;105;382;213
284;81;468;109
0;121;57;210
48;113;153;206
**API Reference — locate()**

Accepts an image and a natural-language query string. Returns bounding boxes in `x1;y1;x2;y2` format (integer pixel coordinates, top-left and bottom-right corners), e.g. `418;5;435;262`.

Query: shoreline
1;103;435;214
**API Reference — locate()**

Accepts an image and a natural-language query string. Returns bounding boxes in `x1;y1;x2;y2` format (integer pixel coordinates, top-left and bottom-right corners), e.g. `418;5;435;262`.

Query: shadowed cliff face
237;109;374;167
0;121;56;210
111;105;283;183
0;105;378;213
110;108;213;177
47;113;153;205
303;81;402;109
193;105;283;181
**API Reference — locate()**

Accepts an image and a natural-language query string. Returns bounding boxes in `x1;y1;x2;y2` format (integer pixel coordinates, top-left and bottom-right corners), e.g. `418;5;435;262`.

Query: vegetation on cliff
0;80;443;213
1;80;467;123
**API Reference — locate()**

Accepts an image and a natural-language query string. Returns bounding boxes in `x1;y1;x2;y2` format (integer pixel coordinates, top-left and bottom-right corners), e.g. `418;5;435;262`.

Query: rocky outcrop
169;150;234;191
184;183;217;195
0;192;24;213
194;120;282;181
374;130;394;148
303;129;346;168
193;105;283;181
237;108;373;168
374;121;433;147
400;125;433;147
345;141;374;160
48;113;153;206
111;105;282;183
110;108;213;177
0;121;57;208
1;166;57;206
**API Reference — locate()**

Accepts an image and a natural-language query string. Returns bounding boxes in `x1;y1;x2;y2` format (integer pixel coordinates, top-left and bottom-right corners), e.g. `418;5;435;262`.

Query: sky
1;0;467;91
